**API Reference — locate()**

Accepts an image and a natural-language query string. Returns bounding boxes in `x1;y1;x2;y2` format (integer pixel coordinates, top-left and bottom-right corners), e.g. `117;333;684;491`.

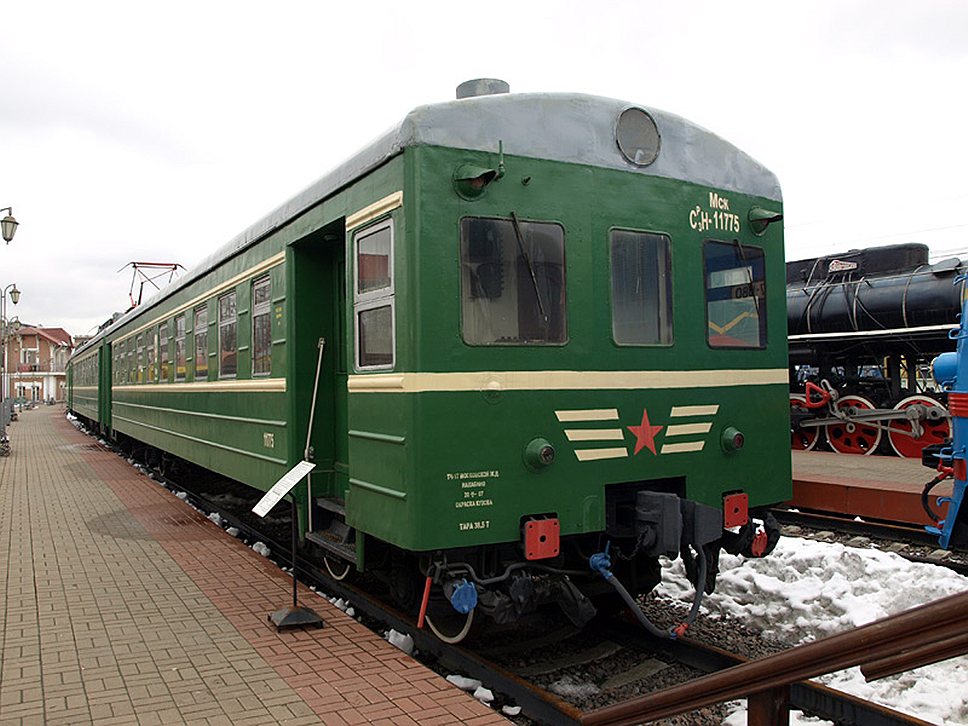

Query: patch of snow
226;527;239;537
446;674;482;692
502;705;522;716
207;512;222;526
251;542;270;557
473;686;494;703
386;629;414;655
175;491;188;500
656;536;968;725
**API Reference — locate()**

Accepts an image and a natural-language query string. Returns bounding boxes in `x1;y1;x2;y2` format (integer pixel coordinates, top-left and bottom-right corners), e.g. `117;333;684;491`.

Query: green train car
69;80;789;641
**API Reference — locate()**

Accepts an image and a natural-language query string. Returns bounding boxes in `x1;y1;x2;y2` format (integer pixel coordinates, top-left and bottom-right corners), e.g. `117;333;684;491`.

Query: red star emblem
628;408;664;455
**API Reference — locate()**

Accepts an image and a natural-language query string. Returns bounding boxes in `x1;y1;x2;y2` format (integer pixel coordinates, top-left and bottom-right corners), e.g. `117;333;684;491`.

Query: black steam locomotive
788;243;961;456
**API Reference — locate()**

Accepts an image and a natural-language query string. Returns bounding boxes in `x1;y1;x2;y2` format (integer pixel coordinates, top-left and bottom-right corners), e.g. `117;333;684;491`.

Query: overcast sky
2;1;967;337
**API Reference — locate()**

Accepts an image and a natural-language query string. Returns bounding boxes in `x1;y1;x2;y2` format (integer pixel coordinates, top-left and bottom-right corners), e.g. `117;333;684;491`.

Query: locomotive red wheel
887;395;951;458
790;394;820;451
825;394;881;455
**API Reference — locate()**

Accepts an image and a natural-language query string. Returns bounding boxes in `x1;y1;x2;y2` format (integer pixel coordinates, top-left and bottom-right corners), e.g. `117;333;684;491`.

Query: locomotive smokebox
456;78;510;99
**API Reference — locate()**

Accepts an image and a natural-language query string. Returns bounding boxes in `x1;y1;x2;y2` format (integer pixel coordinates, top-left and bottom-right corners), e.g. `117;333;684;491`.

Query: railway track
105;450;936;725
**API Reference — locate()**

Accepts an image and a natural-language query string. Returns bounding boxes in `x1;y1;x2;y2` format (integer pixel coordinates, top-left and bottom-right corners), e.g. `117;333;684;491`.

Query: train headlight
721;426;745;453
748;207;783;236
524;437;556;471
453;163;499;200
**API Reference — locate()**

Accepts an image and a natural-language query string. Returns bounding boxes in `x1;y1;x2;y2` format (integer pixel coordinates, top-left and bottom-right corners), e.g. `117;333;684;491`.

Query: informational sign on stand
252;460;316;518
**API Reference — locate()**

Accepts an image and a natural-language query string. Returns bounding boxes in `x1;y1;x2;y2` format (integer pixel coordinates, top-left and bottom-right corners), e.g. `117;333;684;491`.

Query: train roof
75;91;781;357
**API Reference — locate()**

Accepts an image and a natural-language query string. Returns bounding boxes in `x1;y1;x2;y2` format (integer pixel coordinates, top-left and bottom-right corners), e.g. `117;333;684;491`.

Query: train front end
346;89;789;636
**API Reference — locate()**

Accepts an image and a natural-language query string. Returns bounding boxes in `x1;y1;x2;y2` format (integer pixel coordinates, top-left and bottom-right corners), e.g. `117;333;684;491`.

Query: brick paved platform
0;406;509;725
790;450;955;526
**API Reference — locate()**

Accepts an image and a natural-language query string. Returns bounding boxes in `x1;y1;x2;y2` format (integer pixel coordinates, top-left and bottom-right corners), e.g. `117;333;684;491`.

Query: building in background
4;327;74;402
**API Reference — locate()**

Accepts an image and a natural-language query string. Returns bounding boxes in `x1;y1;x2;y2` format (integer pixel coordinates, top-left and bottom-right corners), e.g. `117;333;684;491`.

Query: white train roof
78;91;780;353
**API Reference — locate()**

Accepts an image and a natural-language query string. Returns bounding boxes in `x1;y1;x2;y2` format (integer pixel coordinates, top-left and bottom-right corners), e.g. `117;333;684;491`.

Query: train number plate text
458;520;490;532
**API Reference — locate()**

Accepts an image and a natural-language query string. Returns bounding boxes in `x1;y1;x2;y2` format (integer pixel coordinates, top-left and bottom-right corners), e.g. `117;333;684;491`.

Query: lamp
9;285;19;305
0;208;18;244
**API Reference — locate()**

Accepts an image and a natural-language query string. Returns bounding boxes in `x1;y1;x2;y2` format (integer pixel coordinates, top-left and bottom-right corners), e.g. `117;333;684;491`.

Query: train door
288;219;349;527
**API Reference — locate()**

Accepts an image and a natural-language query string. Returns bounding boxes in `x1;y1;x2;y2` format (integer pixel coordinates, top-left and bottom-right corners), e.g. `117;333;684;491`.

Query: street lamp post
0;284;21;454
0;208;18;244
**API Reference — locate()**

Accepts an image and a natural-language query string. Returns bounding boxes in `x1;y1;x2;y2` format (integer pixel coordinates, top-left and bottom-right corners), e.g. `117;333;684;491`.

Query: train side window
128;339;135;383
703;240;767;348
160;322;171;382
354;220;395;370
147;328;158;382
174;314;186;381
194;305;209;379
252;276;271;376
459;216;567;345
219;292;238;378
609;230;673;345
136;334;145;383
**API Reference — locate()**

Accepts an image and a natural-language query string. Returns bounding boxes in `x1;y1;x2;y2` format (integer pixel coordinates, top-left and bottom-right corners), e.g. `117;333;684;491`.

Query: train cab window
459;216;566;345
609;230;672;345
218;292;238;378
703;240;767;348
194;305;208;379
252;276;271;376
174;314;186;380
354;220;395;370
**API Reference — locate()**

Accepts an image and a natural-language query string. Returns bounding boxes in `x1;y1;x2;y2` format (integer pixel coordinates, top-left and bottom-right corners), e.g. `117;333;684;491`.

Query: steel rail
773;508;938;545
604;620;938;726
92;428;952;726
583;591;968;725
163;476;586;726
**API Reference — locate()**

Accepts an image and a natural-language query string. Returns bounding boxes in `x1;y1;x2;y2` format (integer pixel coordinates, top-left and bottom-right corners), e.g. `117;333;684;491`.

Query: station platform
790;449;955;526
0;406;508;726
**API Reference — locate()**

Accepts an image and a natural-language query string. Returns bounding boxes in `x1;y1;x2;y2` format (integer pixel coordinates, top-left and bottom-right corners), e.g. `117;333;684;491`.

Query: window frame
251;275;272;377
174;314;186;381
702;238;768;350
136;334;145;384
194;305;209;380
353;219;396;371
607;227;674;347
160;322;170;382
458;215;568;347
218;291;238;379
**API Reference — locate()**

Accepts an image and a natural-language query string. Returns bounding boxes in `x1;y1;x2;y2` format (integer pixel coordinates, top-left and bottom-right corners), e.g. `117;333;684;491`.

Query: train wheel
887;395;951;458
790;394;820;451
825;394;881;455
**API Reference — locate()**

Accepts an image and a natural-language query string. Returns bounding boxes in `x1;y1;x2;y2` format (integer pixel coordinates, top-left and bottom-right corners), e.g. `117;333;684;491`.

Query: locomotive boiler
788;243;961;456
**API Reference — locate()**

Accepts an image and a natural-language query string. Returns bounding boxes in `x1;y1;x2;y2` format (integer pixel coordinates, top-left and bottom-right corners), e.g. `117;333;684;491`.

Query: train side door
333;249;349;493
289;221;348;508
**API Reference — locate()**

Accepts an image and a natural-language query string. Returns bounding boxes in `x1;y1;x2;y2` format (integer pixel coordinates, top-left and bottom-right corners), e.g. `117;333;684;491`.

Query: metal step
305;531;356;561
314;497;345;516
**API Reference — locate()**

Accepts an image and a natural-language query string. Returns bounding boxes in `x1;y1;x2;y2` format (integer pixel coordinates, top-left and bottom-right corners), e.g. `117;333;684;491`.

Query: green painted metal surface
67;129;790;565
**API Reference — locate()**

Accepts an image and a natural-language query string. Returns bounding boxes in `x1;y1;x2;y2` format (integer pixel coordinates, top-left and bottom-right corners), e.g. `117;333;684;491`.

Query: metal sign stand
267;491;325;631
254;338;328;631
